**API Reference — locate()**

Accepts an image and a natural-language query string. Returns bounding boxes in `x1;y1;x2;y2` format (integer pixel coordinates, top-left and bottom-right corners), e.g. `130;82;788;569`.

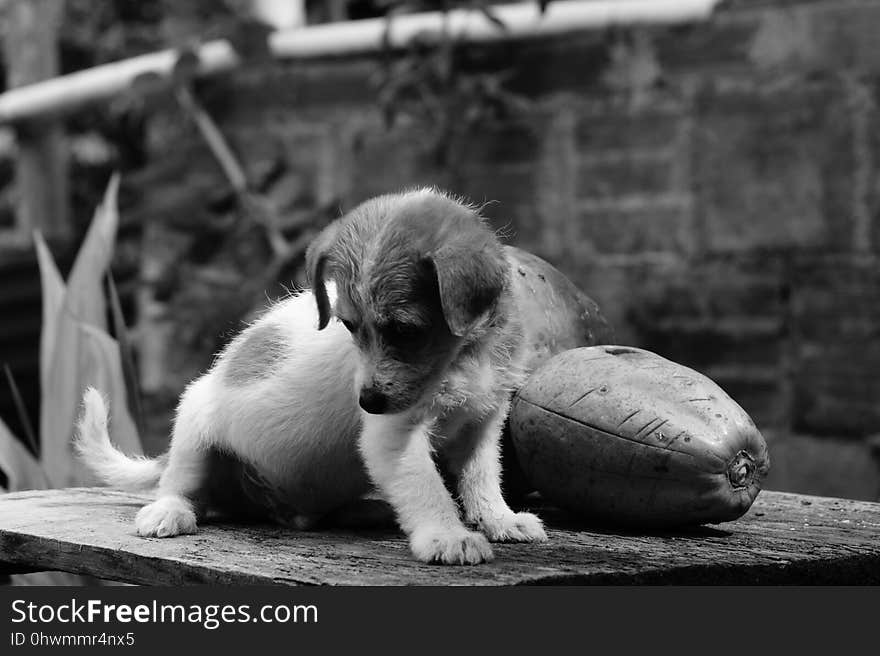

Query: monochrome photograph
0;0;877;609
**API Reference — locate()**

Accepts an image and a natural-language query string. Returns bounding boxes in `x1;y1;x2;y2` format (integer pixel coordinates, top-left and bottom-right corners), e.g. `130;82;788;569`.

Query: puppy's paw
480;511;548;543
410;525;494;565
135;496;198;538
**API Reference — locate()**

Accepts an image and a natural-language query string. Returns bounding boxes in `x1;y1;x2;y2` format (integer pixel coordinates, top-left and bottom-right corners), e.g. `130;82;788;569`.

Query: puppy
77;188;547;565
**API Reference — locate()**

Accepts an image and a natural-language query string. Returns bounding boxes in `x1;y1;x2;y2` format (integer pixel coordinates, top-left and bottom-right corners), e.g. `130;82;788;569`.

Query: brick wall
126;0;880;499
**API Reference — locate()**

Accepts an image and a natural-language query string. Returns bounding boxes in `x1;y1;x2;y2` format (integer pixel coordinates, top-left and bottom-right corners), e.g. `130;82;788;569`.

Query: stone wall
125;0;880;500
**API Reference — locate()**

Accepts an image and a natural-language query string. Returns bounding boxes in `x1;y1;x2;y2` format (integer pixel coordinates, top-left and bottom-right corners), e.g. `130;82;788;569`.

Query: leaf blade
2;364;38;456
33;230;66;414
40;313;144;487
0;417;48;492
65;172;120;329
106;273;144;438
37;174;143;487
78;323;142;460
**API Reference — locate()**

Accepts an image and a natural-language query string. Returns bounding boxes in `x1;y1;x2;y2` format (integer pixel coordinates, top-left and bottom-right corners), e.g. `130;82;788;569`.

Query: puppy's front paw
135;496;197;538
410;526;494;565
480;511;547;543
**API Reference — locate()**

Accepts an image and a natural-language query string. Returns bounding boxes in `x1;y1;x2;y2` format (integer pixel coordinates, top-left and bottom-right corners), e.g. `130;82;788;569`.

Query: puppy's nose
359;388;389;414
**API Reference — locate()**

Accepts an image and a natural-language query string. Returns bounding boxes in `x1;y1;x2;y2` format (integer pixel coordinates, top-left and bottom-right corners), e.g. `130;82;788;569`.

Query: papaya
501;247;614;501
509;345;770;527
505;246;614;369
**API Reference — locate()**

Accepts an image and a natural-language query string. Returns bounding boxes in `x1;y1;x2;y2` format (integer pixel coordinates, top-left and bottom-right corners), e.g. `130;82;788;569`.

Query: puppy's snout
359;388;389;415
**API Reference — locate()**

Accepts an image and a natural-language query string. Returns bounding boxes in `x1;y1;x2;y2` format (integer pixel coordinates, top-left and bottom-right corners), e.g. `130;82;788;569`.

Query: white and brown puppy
77;188;546;565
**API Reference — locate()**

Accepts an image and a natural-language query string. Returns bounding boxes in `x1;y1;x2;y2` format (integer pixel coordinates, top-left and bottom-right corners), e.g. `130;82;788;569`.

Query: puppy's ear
427;238;507;338
305;222;341;330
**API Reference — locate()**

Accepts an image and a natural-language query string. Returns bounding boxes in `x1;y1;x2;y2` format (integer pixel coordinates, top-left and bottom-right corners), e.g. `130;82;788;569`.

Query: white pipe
0;0;722;124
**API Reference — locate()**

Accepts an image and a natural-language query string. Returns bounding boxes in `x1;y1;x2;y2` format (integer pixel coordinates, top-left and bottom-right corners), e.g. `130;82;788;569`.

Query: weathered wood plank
0;488;877;585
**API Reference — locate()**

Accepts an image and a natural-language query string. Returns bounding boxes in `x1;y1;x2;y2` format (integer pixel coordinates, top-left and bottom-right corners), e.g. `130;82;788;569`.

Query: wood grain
0;488;877;585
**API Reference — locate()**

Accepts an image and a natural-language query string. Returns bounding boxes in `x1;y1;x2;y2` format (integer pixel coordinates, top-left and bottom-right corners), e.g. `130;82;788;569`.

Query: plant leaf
1;417;93;584
3;364;38;456
0;417;48;492
78;323;142;461
65;173;120;330
106;274;144;437
38;175;143;487
41;313;143;487
0;420;90;584
34;231;65;415
39;308;85;487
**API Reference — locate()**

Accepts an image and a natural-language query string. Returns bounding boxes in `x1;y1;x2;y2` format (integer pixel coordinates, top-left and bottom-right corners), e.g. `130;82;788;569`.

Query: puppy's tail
75;387;164;490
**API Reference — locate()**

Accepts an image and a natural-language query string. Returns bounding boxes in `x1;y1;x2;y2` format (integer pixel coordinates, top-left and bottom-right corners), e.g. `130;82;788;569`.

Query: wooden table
0;488;877;585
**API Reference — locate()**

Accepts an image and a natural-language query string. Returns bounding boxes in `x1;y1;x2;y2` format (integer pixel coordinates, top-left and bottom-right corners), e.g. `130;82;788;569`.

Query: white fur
135;495;197;537
77;284;369;536
358;412;494;564
456;405;546;542
75;388;163;489
78;275;547;562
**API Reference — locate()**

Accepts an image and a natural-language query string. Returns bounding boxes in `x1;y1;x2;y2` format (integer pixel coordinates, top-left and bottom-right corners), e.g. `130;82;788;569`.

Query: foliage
0;0;552;583
0;175;142;491
3;0;550;470
56;0;547;172
0;175;137;584
373;1;538;165
117;0;546;291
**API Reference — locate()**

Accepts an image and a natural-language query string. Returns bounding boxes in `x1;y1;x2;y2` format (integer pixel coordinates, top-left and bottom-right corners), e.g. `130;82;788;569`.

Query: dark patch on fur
203;449;300;524
224;322;287;386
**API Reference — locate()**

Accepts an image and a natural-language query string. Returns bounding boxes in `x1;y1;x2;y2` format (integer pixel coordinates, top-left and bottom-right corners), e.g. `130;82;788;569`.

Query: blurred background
0;0;878;505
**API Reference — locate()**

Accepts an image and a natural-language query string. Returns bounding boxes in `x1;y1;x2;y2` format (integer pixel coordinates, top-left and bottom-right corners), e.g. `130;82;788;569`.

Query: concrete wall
126;0;880;500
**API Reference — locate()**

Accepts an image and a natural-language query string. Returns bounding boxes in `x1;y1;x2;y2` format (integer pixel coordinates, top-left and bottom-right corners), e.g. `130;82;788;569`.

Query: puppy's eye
380;322;425;347
338;318;359;333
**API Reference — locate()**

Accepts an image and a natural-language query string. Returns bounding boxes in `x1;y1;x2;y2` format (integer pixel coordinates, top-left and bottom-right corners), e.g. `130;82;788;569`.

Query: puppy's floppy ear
426;237;507;338
305;222;341;330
